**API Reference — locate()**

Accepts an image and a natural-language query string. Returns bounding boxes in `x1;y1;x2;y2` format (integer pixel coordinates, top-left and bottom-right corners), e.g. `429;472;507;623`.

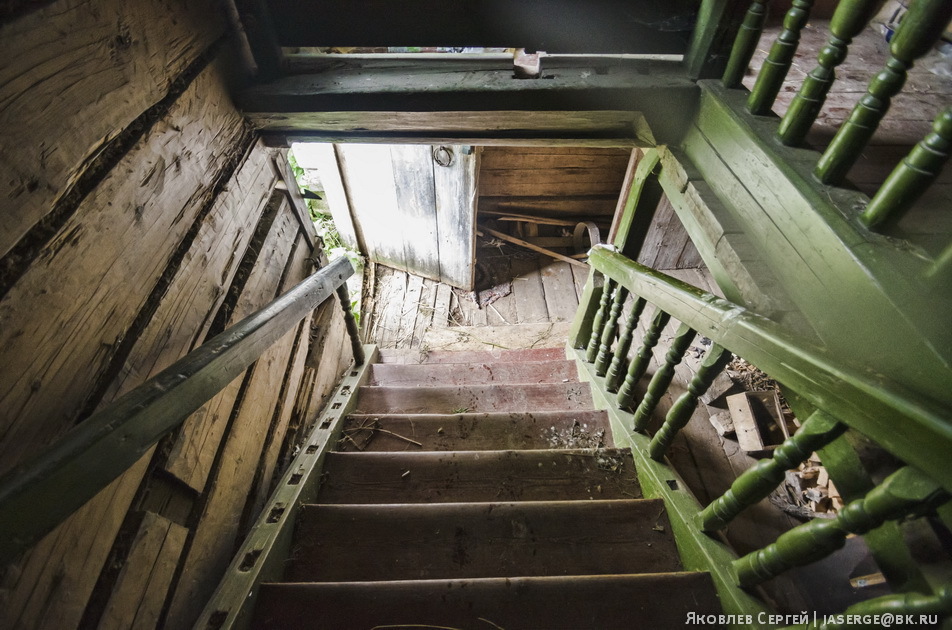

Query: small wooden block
726;391;786;455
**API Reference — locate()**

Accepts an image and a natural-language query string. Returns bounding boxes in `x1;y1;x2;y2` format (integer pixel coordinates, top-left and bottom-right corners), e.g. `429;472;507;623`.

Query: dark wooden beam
682;0;750;79
0;257;355;564
238;65;698;145
265;0;697;54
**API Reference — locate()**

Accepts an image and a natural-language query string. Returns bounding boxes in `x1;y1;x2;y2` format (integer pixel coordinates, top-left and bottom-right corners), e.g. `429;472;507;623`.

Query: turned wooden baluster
585;277;616;363
815;0;952;185
862;107;952;228
616;309;671;411
735;466;949;587
648;344;733;460
699;410;845;531
722;0;770;88
747;0;815;115
777;0;882;146
595;286;630;376
632;324;697;433
605;297;647;393
795;585;952;630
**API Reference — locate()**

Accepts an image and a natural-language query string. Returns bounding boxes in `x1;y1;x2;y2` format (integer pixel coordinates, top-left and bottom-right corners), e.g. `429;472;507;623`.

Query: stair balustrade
721;0;952;244
572;244;952;626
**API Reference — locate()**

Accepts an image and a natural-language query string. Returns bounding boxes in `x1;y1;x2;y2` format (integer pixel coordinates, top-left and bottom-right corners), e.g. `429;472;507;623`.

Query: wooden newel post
734;466;949;587
777;0;882;146
649;344;733;460
862;107;952;229
722;0;770;88
747;0;815;116
815;0;952;185
617;310;671;411
606;297;647;392
699;410;845;531
632;323;696;432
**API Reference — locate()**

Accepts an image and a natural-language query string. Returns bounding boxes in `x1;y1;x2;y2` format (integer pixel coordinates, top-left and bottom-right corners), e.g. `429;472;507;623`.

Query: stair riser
287;499;680;582
339;412;612;451
377;347;566;364
318;449;642;504
368;360;579;386
254;573;723;630
355;383;593;414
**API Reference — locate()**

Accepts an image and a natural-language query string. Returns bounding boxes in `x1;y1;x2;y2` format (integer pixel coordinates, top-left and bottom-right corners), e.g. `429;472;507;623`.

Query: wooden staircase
250;347;723;628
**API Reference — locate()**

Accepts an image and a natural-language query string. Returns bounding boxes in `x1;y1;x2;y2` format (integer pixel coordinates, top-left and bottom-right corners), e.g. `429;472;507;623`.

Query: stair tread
286;499;680;582
339;411;612;451
376;347;566;364
355;382;594;414
317;448;642;504
253;572;723;629
368;359;579;386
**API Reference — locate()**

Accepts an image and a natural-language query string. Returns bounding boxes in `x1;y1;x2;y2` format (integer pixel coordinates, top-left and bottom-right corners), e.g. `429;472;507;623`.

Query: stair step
253;572;723;629
368;359;579;386
355;382;593;414
377;346;566;364
339;411;612;451
317;449;642;504
286;499;679;582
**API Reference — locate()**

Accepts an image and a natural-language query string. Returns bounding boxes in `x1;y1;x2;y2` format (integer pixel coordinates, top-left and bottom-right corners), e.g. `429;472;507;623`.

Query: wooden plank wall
0;2;354;629
477;147;632;220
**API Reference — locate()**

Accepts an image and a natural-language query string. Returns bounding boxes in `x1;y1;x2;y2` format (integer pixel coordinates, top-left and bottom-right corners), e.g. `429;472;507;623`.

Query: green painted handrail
814;0;952;185
746;0;814;116
587;245;952;493
776;0;882;146
0;256;355;565
862;106;952;229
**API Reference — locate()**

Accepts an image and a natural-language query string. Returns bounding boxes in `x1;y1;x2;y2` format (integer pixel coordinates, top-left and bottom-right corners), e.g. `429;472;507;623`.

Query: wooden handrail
0;256;355;564
587;245;952;492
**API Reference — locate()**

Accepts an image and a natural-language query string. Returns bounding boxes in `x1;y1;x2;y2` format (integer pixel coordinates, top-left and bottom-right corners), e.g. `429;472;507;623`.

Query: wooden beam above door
237;65;697;145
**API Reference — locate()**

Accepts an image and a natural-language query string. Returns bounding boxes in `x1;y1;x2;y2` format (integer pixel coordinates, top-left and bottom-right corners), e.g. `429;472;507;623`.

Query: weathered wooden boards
478;146;631;219
0;3;355;628
0;0;224;260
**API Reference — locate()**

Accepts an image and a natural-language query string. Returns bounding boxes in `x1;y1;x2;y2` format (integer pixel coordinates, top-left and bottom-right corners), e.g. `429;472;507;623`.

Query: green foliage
287;147;363;323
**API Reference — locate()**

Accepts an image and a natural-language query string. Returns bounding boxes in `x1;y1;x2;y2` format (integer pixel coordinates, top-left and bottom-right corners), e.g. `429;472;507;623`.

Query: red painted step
354;382;593;414
376;346;566;364
368;359;579;386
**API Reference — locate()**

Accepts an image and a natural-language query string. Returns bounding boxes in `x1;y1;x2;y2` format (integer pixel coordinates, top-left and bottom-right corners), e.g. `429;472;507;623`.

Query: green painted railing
0;256;360;564
574;244;952;626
